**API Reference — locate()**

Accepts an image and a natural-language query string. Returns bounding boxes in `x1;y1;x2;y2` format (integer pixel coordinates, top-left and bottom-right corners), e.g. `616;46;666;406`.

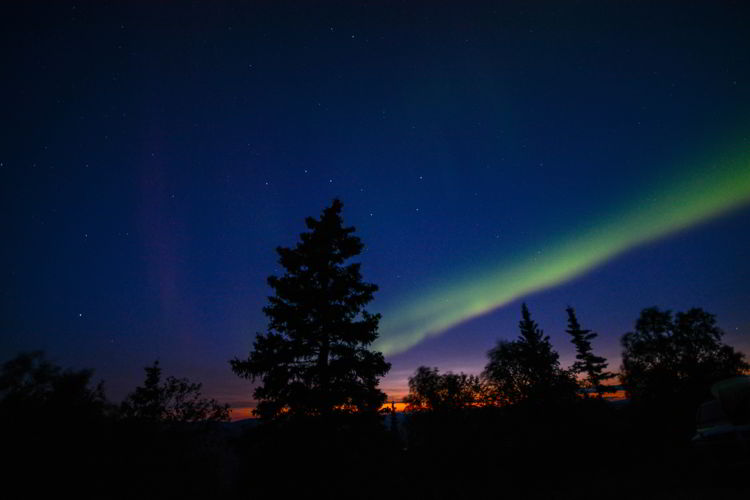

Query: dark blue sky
2;1;749;415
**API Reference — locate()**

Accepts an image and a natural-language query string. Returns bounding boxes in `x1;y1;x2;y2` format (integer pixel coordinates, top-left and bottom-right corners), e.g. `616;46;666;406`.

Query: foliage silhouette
482;303;577;406
0;351;110;496
231;199;390;419
620;306;749;406
0;350;107;422
120;360;229;423
565;306;614;395
1;302;748;498
404;366;483;411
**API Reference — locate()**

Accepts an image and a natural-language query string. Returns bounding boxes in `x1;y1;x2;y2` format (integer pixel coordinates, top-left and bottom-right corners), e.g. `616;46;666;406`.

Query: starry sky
2;1;750;418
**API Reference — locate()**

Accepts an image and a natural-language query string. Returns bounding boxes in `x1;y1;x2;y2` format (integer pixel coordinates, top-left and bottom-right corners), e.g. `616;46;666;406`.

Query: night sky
2;1;750;418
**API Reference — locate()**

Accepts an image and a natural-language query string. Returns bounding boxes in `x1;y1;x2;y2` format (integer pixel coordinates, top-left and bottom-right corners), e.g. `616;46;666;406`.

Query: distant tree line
0;351;230;498
0;352;229;425
404;303;748;418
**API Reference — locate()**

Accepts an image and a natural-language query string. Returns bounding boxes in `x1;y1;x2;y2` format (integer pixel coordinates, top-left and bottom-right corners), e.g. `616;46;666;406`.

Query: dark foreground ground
4;399;749;499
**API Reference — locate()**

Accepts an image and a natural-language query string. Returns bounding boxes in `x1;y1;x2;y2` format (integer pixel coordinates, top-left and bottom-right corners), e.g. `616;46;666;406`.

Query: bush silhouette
404;366;483;412
120;360;229;424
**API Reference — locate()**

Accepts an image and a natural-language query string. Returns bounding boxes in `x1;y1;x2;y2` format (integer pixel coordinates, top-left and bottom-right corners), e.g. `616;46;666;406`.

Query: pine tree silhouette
565;307;614;396
231;199;390;419
483;303;576;405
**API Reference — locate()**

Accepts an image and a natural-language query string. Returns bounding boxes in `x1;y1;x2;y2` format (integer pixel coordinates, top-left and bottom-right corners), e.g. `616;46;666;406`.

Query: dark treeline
398;303;750;498
3;199;748;499
0;352;231;498
3;304;747;499
405;303;748;420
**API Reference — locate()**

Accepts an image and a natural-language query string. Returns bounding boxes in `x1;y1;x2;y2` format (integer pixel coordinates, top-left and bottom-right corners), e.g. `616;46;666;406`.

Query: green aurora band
374;150;750;356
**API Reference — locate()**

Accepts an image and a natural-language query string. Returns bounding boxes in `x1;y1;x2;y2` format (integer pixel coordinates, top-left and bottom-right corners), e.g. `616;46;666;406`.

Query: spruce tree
231;199;390;419
565;307;614;396
483;303;576;405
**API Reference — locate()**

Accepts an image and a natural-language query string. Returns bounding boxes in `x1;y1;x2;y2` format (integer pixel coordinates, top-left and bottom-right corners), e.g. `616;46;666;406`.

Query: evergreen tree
483;303;577;406
565;306;614;395
230;199;390;419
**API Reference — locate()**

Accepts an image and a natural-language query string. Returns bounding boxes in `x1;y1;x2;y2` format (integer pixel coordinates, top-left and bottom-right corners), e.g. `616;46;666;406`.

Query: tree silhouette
0;351;107;422
620;307;749;405
483;303;577;406
231;199;390;419
403;366;483;412
120;360;229;423
565;306;614;395
0;352;109;496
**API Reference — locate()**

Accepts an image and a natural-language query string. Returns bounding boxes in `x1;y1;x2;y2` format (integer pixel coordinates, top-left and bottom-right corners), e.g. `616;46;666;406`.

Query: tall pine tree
565;307;614;396
230;199;390;419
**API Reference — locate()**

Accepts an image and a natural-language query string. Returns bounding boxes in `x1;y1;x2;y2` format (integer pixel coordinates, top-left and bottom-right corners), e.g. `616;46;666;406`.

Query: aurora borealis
2;1;750;416
376;149;750;355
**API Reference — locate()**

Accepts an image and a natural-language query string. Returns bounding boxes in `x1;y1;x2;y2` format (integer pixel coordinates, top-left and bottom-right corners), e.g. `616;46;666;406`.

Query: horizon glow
374;148;750;356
